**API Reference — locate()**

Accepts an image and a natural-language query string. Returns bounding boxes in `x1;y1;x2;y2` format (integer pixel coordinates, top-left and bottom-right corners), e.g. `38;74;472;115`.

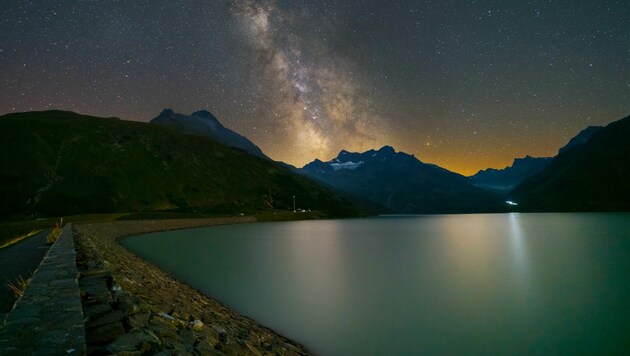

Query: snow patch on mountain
330;161;364;171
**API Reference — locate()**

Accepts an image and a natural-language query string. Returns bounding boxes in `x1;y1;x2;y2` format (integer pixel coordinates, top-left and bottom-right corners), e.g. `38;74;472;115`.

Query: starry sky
1;1;628;175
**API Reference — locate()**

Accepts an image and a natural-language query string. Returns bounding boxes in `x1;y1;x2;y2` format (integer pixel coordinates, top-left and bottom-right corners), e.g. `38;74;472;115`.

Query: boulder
191;319;204;331
106;330;161;353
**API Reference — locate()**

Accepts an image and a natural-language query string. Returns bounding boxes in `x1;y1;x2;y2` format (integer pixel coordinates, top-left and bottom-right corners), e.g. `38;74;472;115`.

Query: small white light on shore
506;200;518;206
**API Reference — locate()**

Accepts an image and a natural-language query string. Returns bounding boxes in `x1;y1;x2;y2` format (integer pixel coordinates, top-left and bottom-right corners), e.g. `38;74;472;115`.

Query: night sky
1;1;628;175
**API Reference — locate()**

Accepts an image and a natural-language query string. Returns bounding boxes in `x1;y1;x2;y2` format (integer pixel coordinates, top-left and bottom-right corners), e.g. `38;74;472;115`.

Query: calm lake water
123;213;630;355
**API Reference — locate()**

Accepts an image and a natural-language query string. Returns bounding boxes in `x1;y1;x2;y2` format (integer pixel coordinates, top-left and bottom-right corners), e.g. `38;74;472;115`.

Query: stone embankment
74;218;310;355
0;224;86;355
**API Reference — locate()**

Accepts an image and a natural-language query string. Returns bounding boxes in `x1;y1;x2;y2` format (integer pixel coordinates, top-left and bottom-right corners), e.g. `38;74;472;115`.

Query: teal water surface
123;213;630;355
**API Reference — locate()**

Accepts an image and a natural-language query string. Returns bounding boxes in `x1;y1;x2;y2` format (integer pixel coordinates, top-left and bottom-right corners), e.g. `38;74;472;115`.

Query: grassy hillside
0;110;359;220
511;115;630;211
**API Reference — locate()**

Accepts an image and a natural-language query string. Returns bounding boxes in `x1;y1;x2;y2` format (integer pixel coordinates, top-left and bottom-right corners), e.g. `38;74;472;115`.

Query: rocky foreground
73;218;310;355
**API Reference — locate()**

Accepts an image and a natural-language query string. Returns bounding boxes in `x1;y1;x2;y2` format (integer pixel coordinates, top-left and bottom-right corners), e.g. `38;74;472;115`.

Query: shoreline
74;217;310;355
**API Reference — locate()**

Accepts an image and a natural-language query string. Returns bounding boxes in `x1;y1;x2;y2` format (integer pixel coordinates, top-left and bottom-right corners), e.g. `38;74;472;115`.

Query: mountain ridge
151;109;269;159
511;115;630;211
558;125;603;154
2;109;627;217
0;110;358;220
468;155;553;193
302;145;501;213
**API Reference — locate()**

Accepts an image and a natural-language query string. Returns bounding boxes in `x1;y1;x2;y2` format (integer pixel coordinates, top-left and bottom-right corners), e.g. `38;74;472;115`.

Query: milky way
0;0;628;174
234;0;390;163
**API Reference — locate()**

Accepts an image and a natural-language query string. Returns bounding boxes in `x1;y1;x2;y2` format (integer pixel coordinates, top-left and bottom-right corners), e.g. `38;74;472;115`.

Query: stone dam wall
0;224;86;355
0;218;309;355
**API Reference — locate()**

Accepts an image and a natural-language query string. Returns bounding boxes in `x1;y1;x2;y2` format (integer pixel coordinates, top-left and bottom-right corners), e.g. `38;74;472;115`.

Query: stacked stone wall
0;224;86;355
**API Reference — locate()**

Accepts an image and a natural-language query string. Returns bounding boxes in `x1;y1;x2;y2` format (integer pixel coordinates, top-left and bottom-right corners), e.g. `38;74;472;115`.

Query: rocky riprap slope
73;218;309;355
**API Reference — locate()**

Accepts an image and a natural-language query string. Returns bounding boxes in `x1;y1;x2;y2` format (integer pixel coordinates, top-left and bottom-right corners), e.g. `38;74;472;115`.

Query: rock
170;310;184;320
87;310;124;330
105;330;161;353
118;294;142;315
245;342;264;356
165;342;194;354
87;321;126;346
221;334;241;348
201;327;221;348
191;319;204;331
178;328;198;346
260;341;272;351
149;315;182;345
222;342;247;355
84;302;113;319
157;312;177;321
151;313;185;329
194;338;217;354
281;345;305;356
127;312;150;330
211;324;227;338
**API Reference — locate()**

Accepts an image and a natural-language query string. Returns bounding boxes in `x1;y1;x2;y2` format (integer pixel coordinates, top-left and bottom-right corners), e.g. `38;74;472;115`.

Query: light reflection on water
123;213;630;355
508;213;531;297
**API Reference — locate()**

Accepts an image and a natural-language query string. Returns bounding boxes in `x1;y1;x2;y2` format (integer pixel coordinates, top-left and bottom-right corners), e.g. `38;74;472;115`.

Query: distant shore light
506;200;518;206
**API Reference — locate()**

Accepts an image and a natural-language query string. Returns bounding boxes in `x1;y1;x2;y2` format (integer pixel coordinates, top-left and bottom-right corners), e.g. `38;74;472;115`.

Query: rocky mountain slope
302;146;501;213
151;109;268;159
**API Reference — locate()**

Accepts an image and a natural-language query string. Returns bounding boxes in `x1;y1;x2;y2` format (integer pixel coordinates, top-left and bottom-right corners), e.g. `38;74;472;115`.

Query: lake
123;213;630;355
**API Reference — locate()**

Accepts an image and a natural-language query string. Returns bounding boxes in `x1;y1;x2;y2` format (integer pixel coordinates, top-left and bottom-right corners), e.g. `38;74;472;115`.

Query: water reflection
440;214;497;282
508;213;532;296
123;214;630;355
283;221;349;314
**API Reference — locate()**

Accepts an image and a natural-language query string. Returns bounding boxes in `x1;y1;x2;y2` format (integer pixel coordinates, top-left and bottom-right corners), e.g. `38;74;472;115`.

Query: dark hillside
0;111;358;219
511;115;630;211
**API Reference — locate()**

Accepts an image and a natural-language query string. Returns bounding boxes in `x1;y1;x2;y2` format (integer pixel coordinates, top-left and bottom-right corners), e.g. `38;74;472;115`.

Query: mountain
302;146;501;214
468;124;604;194
0;110;359;220
510;115;630;211
558;125;603;154
468;156;552;193
150;109;269;159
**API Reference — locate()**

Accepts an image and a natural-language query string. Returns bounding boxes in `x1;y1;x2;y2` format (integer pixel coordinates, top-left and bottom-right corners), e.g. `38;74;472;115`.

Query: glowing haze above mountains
1;0;628;175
